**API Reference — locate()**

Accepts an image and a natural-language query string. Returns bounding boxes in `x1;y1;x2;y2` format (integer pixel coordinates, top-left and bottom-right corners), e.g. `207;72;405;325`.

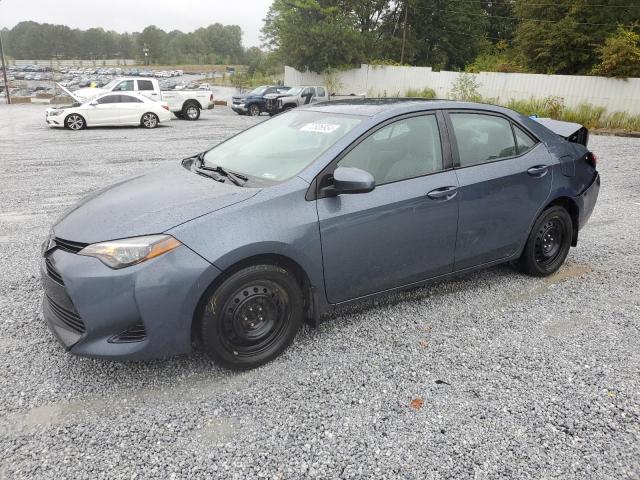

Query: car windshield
203;110;363;182
286;87;303;96
249;86;269;95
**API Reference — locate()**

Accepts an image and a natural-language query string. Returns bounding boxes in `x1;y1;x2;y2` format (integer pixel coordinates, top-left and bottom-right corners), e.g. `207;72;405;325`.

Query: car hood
53;162;259;244
72;87;108;101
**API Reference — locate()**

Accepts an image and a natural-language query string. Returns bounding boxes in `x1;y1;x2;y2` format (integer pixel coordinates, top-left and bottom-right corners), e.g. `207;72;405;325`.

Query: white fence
11;59;137;67
285;64;640;115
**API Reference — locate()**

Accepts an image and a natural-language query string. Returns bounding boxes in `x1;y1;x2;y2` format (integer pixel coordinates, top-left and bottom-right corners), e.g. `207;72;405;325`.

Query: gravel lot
0;104;638;479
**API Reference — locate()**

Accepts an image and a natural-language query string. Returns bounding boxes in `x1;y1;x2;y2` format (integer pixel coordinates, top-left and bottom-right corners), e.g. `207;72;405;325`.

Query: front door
317;114;459;303
84;94;122;125
446;111;553;270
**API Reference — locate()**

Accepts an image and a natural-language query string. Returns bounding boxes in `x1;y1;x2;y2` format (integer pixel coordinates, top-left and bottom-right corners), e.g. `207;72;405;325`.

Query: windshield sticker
300;122;340;134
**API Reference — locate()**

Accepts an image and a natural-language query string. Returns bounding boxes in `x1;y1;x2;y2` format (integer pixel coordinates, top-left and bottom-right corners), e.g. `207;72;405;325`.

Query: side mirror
331;166;375;195
89;101;98;106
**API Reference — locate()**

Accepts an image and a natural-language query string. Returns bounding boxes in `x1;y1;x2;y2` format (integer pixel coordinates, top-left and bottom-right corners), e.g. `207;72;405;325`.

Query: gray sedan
41;99;600;369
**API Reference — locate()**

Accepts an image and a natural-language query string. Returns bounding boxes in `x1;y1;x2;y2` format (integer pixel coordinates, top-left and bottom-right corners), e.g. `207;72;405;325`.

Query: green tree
591;27;640;77
515;0;640;74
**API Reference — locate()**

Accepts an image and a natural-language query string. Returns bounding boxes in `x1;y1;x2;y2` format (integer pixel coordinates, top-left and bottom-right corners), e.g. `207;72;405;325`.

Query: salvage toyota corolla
41;99;600;369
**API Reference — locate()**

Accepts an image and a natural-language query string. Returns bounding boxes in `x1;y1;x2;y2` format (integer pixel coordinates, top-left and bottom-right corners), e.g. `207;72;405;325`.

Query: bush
405;87;437;99
450;73;482;102
591;27;640;78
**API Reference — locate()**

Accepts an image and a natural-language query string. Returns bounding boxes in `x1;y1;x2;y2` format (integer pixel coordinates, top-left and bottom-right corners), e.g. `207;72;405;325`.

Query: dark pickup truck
231;85;291;116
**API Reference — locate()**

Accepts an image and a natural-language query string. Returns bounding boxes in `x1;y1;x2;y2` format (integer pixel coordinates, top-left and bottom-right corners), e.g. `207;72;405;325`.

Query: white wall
11;59;137;67
285;64;640;114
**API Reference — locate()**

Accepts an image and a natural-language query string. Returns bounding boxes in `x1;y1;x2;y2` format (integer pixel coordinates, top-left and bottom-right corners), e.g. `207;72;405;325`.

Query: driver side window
339;115;443;185
113;80;134;91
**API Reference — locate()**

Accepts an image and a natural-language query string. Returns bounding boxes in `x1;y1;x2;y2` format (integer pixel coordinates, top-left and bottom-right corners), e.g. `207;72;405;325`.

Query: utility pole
0;0;11;104
400;0;409;65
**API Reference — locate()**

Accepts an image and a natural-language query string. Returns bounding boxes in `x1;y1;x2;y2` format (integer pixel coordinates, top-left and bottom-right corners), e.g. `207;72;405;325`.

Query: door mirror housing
332;166;375;195
89;101;98;106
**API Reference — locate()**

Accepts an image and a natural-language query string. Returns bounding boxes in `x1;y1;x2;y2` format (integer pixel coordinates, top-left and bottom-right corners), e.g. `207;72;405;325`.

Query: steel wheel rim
68;115;83;130
534;217;564;266
143;114;157;128
186;106;198;119
220;281;289;357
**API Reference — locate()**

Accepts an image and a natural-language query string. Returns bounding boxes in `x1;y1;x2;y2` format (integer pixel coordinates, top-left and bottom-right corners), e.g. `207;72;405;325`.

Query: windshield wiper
196;153;248;186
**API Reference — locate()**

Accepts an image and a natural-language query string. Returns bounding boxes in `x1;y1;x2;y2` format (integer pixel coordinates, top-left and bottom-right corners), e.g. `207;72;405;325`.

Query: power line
432;7;638;28
450;0;640;8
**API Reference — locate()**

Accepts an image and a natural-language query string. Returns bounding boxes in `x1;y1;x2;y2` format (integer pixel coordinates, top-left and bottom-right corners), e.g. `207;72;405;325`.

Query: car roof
299;98;519;117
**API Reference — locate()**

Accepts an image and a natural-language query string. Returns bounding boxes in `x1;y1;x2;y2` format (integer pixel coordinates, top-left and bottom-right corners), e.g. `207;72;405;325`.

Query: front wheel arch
192;254;315;345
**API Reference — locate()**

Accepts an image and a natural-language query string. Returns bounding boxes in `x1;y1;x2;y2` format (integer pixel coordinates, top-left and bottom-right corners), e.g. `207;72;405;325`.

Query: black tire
199;264;303;370
248;104;261;116
140;112;159;129
518;206;573;277
64;113;85;130
182;102;200;121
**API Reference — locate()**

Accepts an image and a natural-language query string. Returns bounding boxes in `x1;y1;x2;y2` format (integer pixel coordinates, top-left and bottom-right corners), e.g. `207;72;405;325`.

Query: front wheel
65;114;85;130
517;206;573;277
248;104;261;116
141;112;159;129
199;265;303;370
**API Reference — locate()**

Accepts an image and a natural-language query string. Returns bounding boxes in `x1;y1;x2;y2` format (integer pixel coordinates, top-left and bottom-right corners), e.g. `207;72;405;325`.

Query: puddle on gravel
0;370;254;436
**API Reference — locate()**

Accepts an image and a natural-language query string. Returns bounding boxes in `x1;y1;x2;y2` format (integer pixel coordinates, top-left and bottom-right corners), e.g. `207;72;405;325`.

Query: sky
0;0;273;47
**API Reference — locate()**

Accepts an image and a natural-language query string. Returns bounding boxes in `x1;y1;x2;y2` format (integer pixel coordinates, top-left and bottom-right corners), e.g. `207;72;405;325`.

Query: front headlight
79;235;181;269
48;110;64;117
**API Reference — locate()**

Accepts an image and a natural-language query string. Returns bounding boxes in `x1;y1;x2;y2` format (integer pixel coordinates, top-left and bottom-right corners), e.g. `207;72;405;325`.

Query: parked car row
231;84;365;116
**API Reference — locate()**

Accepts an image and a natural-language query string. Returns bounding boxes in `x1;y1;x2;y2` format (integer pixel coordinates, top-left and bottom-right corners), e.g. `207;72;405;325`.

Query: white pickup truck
58;77;214;120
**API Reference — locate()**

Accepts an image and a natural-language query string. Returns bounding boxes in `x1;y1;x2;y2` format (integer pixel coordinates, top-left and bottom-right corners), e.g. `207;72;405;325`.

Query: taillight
162;104;169;111
210;94;213;102
586;152;597;168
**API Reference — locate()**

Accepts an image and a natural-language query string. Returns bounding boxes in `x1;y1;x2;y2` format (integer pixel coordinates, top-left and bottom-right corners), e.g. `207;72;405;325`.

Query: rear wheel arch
192;253;315;343
544;196;579;246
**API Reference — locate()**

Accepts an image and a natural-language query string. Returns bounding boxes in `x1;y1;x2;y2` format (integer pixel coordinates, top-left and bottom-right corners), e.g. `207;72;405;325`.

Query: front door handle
527;165;548;177
427;186;458;200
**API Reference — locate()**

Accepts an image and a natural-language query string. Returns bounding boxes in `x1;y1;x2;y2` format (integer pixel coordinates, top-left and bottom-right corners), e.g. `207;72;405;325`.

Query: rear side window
513;125;536;154
137;80;154;91
339;115;443;185
317;87;326;97
120;95;143;103
450;113;517;167
97;95;120;104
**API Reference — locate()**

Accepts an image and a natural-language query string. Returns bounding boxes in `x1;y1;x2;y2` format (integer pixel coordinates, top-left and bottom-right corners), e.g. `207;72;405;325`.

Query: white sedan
45;92;173;130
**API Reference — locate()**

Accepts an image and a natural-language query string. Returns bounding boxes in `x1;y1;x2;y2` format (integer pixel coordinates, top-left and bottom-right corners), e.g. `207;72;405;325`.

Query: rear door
445;110;552;270
136;79;158;101
118;94;145;123
317;113;459;303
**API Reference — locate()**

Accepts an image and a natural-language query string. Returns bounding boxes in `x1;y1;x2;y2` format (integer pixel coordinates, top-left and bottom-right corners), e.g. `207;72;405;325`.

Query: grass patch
503;96;640;132
405;87;437;99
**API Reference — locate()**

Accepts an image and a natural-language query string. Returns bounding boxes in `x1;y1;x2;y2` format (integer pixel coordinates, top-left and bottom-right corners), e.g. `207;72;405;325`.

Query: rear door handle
427;186;458;200
527;165;548;177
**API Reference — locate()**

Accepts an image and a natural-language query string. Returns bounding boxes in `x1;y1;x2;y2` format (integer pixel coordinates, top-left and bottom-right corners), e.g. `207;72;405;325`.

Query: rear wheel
199;264;303;370
248;104;261;116
140;112;159;129
518;206;573;277
182;102;200;121
64;114;85;130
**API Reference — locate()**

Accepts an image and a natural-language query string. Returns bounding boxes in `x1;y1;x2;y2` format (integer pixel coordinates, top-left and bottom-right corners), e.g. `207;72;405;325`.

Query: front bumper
575;172;600;229
231;103;247;113
45;112;64;127
40;242;221;360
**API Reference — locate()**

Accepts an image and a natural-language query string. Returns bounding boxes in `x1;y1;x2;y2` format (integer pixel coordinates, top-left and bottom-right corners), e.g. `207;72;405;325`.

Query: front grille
53;237;87;254
266;98;277;109
45;257;64;285
46;295;85;334
110;322;147;343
